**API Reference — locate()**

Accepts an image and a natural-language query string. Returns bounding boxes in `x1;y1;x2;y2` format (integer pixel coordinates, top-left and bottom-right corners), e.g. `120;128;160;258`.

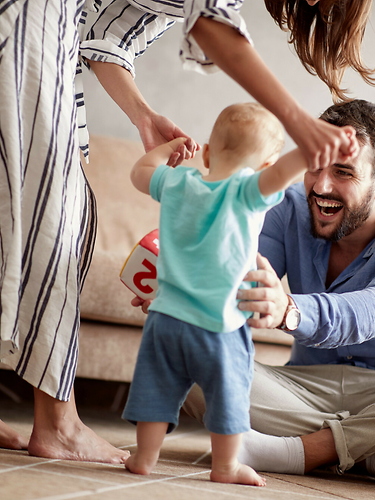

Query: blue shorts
123;311;253;435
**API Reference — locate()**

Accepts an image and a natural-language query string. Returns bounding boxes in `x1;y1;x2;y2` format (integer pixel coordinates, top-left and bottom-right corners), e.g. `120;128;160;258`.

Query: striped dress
80;0;252;78
0;0;97;401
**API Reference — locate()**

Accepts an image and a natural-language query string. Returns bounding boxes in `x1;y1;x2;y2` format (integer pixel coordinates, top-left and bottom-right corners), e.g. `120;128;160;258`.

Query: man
183;99;375;476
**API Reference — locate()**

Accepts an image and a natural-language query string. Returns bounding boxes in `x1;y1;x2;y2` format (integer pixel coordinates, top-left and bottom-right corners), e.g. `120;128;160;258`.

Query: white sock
237;429;305;475
365;455;375;476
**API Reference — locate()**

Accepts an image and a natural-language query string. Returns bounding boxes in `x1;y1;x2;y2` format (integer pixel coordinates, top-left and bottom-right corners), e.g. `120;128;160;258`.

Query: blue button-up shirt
259;182;375;370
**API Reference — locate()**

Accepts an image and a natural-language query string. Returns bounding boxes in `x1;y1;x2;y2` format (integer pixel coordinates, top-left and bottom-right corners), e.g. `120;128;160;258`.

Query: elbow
130;166;139;190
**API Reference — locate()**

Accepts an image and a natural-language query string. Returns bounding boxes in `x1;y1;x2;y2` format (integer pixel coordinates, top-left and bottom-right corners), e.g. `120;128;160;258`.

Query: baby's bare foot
0;420;28;450
125;452;157;475
211;462;266;486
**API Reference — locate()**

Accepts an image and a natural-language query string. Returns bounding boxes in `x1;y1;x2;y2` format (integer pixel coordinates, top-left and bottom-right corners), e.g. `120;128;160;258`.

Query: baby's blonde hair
209;102;284;166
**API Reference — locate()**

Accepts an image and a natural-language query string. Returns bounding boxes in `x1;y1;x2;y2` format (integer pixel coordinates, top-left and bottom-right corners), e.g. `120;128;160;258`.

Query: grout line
0;459;59;474
192;448;211;465
259;487;344;500
159;457;209;466
119;443;137;449
169;480;343;500
33;469;210;500
26;464;128;487
167;481;267;499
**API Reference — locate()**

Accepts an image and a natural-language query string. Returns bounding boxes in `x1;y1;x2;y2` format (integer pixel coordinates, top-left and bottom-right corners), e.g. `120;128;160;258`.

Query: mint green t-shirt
149;165;284;333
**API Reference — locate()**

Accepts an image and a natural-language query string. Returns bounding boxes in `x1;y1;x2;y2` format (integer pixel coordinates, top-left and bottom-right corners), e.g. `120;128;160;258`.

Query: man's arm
131;137;188;194
238;190;375;347
289;288;375;348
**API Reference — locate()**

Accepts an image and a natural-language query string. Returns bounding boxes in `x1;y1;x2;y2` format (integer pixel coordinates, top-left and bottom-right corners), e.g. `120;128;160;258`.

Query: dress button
347;355;353;360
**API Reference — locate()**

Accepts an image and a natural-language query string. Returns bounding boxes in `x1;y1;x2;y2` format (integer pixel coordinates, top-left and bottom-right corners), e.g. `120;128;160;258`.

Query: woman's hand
138;112;200;167
89;61;200;167
237;253;289;329
286;111;359;171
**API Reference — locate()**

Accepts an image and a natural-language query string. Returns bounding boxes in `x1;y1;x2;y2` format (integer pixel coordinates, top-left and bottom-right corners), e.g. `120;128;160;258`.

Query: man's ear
202;143;210;169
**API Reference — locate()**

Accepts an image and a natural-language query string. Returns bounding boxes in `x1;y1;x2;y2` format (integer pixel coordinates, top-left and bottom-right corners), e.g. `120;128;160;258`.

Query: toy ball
120;229;159;299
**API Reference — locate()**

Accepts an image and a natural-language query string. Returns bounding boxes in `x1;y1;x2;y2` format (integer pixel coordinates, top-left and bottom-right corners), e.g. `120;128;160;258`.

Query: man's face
304;143;375;242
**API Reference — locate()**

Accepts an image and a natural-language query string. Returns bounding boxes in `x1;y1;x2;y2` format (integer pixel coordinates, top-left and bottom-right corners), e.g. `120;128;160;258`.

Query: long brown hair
264;0;374;101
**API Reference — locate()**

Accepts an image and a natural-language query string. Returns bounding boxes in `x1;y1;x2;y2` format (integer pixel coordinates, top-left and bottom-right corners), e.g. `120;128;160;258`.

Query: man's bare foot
125;452;156;475
0;420;28;450
28;388;129;464
210;462;266;486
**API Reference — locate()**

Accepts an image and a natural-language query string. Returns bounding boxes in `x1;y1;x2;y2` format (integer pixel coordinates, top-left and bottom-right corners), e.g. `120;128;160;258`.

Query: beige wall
82;1;375;153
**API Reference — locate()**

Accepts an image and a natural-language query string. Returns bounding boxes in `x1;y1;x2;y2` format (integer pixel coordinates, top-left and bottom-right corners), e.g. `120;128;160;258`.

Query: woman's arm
258;130;357;197
89;61;199;166
190;17;358;170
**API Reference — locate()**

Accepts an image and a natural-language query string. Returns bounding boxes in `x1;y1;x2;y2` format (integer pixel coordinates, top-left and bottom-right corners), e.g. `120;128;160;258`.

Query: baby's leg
125;422;169;475
210;433;266;486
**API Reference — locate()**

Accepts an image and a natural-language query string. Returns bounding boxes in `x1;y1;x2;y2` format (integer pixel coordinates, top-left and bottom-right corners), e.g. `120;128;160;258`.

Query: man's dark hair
320;100;375;176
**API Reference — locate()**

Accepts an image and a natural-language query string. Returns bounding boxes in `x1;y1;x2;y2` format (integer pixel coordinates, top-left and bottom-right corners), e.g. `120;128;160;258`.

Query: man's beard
307;187;375;242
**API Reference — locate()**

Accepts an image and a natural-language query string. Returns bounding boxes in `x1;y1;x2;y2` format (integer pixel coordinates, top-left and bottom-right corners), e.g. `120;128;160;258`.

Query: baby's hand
167;137;197;168
131;296;152;315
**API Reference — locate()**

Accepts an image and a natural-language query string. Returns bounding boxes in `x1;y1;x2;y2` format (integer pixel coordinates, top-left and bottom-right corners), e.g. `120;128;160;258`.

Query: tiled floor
0;376;374;500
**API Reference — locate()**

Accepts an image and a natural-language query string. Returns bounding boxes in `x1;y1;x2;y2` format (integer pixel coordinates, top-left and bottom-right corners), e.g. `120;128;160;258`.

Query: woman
0;0;195;459
82;0;373;168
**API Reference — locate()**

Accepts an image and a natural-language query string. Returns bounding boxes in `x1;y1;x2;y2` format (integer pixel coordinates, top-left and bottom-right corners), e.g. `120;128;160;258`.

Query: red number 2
133;259;157;294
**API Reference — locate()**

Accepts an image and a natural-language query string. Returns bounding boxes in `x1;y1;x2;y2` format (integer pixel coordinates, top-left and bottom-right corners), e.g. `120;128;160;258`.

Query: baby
123;102;309;485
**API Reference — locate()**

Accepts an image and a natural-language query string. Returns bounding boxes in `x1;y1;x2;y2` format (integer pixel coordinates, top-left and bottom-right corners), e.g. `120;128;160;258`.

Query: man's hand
138;112;200;167
237;253;289;329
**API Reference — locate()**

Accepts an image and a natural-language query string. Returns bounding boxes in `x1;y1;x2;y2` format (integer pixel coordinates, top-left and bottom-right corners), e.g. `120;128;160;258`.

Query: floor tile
0;381;373;500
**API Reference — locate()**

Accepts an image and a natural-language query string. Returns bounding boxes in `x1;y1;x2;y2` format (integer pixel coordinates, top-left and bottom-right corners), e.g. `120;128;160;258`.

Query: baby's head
207;102;284;170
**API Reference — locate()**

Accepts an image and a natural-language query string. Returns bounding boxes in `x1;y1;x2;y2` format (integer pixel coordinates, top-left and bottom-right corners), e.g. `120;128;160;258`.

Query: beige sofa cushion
80;135;204;326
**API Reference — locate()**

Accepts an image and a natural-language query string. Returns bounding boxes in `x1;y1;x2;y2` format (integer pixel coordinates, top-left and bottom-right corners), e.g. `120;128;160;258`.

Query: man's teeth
317;200;342;208
316;199;343;217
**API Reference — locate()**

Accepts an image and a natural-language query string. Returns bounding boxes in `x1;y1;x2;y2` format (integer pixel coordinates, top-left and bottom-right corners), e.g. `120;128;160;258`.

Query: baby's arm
258;148;308;197
131;138;188;194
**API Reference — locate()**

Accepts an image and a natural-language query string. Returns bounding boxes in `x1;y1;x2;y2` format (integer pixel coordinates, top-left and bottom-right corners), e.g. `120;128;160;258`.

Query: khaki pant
183;362;375;472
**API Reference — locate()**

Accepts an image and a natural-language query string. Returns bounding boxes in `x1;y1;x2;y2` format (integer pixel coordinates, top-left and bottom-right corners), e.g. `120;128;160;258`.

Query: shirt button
347;355;353;360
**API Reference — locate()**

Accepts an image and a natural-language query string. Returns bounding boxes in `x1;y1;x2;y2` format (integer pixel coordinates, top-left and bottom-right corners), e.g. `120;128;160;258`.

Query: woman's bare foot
28;419;130;463
210;461;266;486
0;420;28;450
28;388;129;464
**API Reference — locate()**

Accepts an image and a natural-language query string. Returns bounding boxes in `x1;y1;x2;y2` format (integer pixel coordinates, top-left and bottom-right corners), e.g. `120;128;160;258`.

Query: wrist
130;103;154;129
276;295;301;332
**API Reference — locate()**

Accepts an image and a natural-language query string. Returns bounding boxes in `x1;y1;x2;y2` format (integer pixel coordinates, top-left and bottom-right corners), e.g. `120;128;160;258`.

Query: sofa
0;135;292;383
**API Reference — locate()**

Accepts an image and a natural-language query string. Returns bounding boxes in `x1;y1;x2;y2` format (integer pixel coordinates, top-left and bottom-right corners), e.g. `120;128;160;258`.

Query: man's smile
315;198;344;218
